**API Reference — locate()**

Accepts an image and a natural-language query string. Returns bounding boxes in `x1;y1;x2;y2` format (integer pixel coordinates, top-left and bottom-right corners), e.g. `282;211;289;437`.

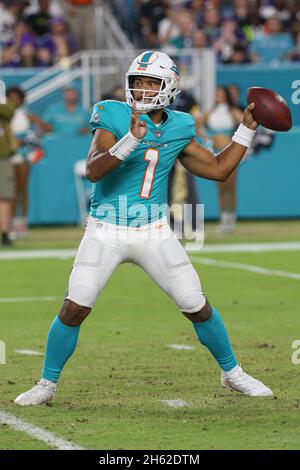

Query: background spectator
201;4;221;45
289;30;300;61
110;0;139;44
37;16;78;66
193;29;208;49
200;86;243;234
239;2;262;42
160;8;196;71
185;0;204;26
1;21;37;67
24;0;53;37
43;86;90;135
227;83;244;111
229;0;248;26
168;9;195;50
0;0;29;49
249;15;294;63
212;17;247;63
259;0;292;27
0;98;17;246
138;0;169;48
157;7;181;51
63;0;97;51
24;0;64;16
225;43;250;64
169;88;203;236
7;86;51;240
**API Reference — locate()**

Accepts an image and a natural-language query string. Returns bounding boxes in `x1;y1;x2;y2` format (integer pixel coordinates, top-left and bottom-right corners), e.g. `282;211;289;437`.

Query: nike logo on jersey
142;140;168;148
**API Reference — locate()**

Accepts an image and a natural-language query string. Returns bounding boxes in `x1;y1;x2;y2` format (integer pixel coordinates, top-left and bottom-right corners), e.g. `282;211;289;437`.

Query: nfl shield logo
155;130;161;138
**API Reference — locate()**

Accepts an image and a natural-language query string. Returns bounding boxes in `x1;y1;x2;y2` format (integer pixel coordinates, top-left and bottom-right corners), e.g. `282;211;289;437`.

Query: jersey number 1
140;149;159;199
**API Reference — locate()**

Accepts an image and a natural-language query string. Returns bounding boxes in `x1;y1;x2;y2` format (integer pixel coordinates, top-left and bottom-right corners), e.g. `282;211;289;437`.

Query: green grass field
1;221;300;450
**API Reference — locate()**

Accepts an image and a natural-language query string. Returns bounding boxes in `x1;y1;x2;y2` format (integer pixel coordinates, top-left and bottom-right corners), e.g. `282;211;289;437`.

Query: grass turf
1;239;300;449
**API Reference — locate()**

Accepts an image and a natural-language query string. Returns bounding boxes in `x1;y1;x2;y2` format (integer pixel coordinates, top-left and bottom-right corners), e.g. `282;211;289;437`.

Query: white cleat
221;365;273;397
14;379;57;406
215;222;236;235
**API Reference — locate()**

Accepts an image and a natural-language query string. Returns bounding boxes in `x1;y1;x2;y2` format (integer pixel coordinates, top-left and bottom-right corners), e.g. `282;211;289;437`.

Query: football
247;87;292;131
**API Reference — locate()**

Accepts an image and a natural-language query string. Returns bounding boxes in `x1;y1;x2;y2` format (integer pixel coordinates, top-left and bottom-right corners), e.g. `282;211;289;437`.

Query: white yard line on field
190;256;300;281
14;349;43;356
0;296;60;303
168;344;196;351
0;249;76;260
161;400;192;408
186;241;300;253
0;410;85;450
1;242;300;261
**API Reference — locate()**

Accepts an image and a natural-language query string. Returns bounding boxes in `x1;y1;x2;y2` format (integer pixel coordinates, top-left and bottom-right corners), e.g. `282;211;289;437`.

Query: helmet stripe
137;51;154;70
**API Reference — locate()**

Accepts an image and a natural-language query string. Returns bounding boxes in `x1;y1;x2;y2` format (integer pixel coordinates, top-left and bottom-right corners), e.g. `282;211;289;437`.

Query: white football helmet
125;50;180;113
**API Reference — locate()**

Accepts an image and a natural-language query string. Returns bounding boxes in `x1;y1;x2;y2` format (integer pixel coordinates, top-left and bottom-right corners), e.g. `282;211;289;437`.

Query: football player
15;51;272;406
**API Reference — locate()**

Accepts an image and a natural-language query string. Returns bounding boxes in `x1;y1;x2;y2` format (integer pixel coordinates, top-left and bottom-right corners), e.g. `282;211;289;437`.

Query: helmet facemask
126;74;179;113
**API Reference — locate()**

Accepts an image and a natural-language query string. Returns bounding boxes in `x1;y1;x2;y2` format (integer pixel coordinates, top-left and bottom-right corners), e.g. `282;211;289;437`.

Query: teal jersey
89;100;196;226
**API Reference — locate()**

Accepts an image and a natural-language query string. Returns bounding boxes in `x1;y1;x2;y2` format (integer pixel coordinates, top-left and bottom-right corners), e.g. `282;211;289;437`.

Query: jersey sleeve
174;112;197;155
89;101;117;135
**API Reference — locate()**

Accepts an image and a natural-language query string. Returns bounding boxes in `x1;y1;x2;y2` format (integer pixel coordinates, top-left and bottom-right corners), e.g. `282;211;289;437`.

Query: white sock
220;211;230;224
228;212;236;224
223;364;241;377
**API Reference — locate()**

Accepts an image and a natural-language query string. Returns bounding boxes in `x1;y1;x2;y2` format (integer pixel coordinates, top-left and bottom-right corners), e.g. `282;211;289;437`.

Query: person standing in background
249;15;294;64
43;86;90;135
25;0;53;36
169;89;204;236
227;83;244;113
200;86;243;234
63;0;96;50
37;16;78;67
0;97;16;246
7;86;51;240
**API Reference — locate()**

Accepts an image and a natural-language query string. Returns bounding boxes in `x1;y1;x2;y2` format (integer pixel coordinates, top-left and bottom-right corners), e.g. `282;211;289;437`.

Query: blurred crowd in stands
0;0;96;67
114;0;300;64
1;0;300;67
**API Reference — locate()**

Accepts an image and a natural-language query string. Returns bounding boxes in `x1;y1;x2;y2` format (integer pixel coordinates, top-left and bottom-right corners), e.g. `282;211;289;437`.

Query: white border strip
0;296;60;303
161;400;192;408
0;410;85;450
0;250;76;260
168;344;196;351
191;256;300;281
14;349;43;356
186;242;300;253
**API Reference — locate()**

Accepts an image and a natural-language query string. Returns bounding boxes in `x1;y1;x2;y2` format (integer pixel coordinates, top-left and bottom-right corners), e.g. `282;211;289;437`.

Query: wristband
232;123;256;148
109;131;142;161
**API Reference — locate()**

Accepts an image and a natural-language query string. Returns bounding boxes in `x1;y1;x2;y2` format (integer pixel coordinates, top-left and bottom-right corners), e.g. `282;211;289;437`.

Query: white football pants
66;215;206;313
